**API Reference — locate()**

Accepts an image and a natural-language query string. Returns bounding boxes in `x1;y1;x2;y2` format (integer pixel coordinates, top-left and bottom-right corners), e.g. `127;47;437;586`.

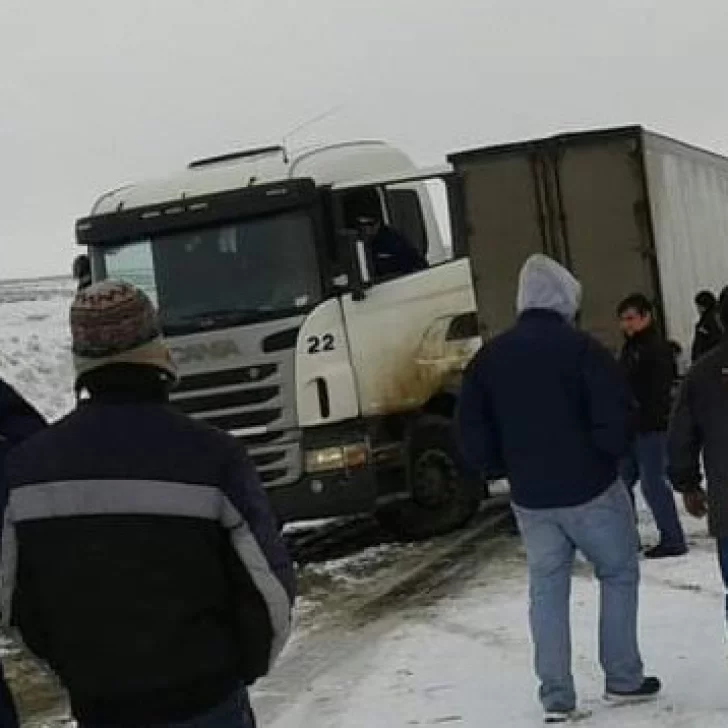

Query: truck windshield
97;211;322;333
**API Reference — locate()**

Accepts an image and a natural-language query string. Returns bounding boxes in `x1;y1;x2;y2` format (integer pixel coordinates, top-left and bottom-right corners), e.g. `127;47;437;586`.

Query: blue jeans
621;432;686;548
78;688;255;728
513;483;644;712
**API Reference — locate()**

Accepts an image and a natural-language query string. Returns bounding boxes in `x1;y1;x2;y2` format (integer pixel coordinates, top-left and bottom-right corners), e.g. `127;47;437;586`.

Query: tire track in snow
253;507;513;725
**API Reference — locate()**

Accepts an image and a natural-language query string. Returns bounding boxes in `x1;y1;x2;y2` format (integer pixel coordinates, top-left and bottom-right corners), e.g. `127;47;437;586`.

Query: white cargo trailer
449;126;728;353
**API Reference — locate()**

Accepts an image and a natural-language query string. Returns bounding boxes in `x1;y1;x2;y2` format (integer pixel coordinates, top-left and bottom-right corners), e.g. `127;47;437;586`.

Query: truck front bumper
267;467;380;524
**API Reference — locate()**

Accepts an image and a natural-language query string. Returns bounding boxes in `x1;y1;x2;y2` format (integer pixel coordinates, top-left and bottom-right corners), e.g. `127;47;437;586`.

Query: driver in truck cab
344;189;428;279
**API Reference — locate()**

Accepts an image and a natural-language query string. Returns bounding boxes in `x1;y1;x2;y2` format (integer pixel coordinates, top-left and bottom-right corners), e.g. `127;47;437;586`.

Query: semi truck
76;141;482;538
76;125;728;536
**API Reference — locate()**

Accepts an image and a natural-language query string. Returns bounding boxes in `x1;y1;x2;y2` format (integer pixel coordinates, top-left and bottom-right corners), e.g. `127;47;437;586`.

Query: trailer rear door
452;151;547;339
553;132;660;350
451;128;662;352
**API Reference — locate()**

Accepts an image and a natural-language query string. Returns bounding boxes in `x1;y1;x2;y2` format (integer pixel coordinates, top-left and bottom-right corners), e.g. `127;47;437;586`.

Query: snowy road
264;510;728;728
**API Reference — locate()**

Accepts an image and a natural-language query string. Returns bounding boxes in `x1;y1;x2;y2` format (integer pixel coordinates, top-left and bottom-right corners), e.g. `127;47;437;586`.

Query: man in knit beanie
70;279;178;393
1;281;295;728
669;289;728;630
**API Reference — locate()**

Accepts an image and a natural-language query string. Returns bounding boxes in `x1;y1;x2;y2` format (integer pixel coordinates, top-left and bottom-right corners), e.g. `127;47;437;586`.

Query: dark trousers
718;539;728;621
0;662;18;728
78;688;255;728
620;432;686;548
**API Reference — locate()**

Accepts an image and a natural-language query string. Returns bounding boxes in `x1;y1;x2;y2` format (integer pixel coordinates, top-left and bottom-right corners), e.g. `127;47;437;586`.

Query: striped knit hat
71;280;177;383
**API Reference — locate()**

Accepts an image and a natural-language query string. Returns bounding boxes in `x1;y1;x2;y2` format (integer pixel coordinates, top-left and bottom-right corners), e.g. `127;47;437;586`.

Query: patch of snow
304;543;413;580
284;518;342;535
0;277;76;422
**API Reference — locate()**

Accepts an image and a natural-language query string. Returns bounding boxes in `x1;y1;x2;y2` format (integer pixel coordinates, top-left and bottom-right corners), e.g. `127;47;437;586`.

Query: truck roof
91;140;420;215
448;124;728;170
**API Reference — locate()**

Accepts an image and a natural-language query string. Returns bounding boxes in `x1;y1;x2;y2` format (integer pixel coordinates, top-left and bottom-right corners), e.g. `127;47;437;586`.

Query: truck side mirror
338;229;372;301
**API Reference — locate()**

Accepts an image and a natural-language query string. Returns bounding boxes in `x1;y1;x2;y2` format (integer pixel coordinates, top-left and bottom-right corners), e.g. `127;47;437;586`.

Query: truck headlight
304;443;368;474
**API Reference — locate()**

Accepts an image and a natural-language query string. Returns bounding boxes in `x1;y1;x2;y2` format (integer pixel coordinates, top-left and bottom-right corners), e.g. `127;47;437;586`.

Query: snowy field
2;277;728;727
0;277;76;422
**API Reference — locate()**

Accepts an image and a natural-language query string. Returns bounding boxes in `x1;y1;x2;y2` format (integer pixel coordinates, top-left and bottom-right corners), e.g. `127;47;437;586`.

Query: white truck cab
76;141;484;537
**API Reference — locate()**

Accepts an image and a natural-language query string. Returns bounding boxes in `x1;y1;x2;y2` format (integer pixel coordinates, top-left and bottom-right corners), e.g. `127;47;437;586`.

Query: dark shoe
605;676;662;703
544;708;592;723
643;543;688;559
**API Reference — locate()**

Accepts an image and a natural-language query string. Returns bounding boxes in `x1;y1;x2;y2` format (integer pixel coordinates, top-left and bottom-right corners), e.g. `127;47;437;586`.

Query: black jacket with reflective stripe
2;399;295;726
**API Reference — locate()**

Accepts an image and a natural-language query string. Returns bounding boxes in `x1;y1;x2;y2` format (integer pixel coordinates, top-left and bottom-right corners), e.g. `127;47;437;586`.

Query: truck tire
376;415;481;540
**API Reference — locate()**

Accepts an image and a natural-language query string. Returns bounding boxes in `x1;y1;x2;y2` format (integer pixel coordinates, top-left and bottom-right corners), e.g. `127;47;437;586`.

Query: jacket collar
518;308;570;325
625;324;659;347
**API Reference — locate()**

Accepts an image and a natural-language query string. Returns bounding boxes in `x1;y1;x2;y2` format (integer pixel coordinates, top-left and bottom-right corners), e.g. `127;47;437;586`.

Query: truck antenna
282;104;344;158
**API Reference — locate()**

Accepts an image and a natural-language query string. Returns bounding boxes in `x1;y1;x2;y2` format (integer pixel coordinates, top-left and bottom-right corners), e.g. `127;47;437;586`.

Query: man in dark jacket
457;255;659;723
1;281;295;728
344;188;428;279
358;216;428;279
618;294;687;558
0;380;46;728
691;290;723;363
669;293;728;624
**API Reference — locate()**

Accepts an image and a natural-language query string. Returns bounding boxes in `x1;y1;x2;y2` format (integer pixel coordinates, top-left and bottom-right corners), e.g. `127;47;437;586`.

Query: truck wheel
377;415;480;540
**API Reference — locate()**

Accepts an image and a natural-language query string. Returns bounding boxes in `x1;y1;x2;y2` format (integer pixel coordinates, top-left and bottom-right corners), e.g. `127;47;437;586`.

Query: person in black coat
72;254;92;292
0;379;46;728
691;290;723;363
618;294;687;558
669;293;728;625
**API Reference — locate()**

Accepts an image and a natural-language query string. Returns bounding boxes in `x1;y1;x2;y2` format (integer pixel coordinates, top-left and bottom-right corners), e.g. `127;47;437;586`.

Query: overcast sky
2;0;728;278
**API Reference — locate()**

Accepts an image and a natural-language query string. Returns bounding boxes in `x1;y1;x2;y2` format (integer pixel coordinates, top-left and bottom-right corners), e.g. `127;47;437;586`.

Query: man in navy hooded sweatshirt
457;255;659;723
0;378;46;727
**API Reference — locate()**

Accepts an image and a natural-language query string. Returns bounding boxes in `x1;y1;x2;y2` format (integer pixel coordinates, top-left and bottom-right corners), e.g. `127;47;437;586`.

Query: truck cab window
341;187;428;282
103;240;159;305
96;211;322;333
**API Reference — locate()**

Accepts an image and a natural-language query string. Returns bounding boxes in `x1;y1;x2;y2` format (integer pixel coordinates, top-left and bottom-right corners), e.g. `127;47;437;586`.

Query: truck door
334;176;477;417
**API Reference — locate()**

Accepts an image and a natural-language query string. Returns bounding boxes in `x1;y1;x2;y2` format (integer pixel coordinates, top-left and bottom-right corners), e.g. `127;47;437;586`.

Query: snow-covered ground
264;511;728;728
3;277;728;727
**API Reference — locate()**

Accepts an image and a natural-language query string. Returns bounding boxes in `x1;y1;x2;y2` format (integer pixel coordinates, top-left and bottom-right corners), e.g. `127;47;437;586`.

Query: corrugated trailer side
643;133;728;351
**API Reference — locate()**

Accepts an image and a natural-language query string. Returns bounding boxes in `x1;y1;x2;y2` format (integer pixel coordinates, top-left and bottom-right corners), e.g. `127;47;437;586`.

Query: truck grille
170;363;301;488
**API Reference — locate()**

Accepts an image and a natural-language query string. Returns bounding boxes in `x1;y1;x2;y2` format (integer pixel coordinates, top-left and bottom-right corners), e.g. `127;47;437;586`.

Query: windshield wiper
172;309;260;328
185;308;264;321
163;305;310;335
